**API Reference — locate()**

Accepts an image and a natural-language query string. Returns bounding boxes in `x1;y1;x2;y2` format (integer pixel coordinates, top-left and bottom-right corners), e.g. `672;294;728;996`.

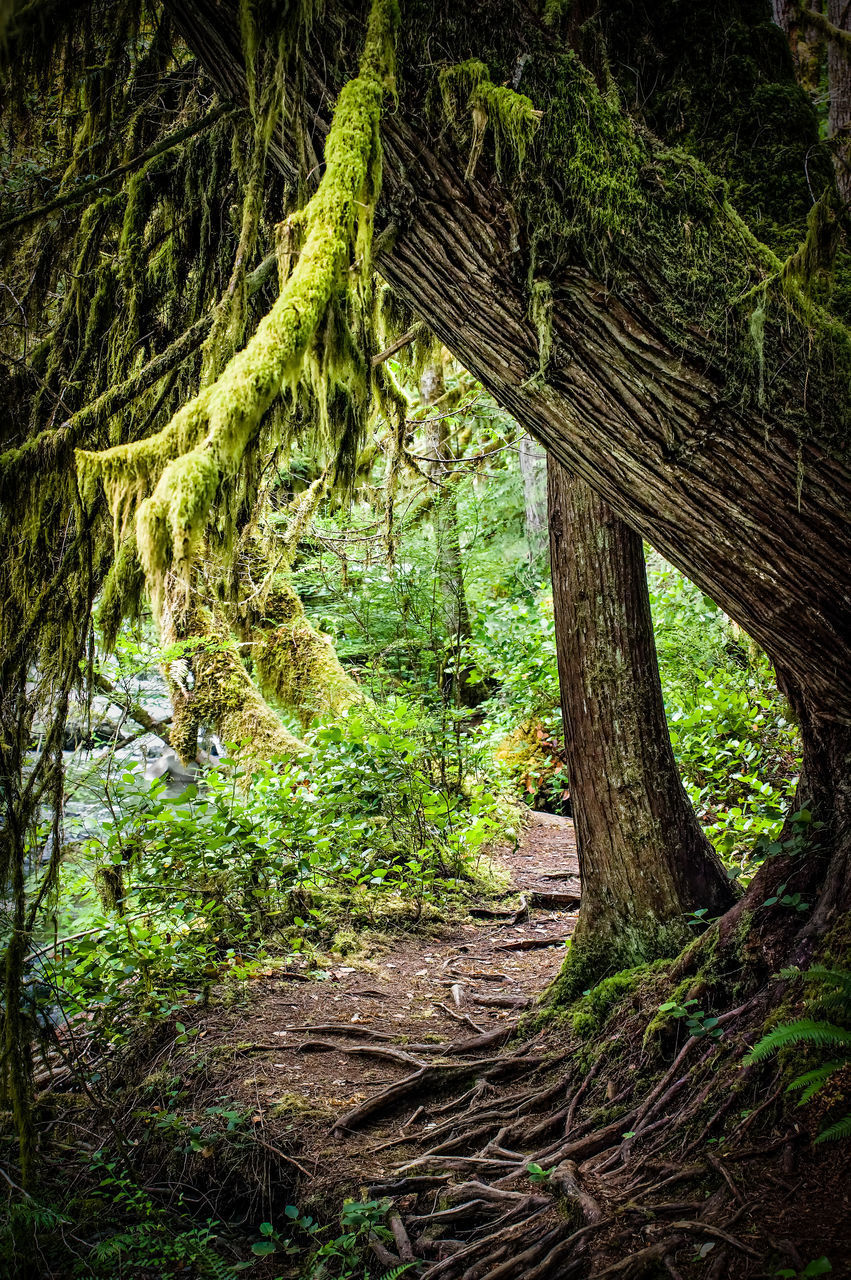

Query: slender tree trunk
421;361;476;707
518;434;548;564
547;457;736;996
828;0;851;206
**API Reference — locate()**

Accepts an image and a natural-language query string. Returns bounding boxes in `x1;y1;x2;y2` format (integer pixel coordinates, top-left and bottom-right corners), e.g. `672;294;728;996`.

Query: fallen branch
495;936;569;952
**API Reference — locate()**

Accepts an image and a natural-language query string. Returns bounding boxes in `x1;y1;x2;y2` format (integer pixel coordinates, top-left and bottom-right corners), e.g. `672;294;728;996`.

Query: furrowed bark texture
165;0;851;728
828;0;851;206
547;457;735;972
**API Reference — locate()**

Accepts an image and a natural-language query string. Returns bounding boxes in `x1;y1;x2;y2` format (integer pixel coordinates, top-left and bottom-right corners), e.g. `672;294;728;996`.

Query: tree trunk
161;585;304;764
547;457;736;996
518;434;548;564
164;0;851;726
421;360;477;707
828;0;851;206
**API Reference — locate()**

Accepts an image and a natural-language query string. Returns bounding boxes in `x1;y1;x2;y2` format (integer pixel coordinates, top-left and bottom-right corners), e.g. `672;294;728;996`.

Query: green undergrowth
0;1138;403;1280
471;552;801;868
29;698;514;1049
744;965;851;1145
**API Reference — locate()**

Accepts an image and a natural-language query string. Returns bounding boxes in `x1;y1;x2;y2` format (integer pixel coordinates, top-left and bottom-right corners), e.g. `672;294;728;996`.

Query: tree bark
421;360;477;707
828;0;851;206
163;0;851;726
547;457;735;993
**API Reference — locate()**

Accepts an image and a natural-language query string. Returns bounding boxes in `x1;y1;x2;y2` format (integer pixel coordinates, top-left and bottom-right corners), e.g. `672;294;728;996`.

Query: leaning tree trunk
163;0;851;961
547;457;736;997
164;0;851;726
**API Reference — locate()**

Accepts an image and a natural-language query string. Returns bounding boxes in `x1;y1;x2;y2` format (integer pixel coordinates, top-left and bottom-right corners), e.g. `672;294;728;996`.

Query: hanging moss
76;0;400;619
439;59;542;181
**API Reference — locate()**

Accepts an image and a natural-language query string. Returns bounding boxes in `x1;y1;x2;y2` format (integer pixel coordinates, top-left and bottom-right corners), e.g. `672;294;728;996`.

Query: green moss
168;604;304;764
330;928;360;956
76;0;400;621
439;59;541;181
269;1092;333;1120
564;961;671;1038
597;0;832;253
228;516;364;728
545;927;685;1009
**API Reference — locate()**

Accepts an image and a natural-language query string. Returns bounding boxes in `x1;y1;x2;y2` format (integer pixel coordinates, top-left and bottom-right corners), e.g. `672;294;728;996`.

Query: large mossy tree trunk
161;584;305;764
546;458;735;997
163;0;851;724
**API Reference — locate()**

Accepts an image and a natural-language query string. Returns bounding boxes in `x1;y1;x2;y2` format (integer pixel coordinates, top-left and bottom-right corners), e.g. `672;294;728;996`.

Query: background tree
547;457;735;995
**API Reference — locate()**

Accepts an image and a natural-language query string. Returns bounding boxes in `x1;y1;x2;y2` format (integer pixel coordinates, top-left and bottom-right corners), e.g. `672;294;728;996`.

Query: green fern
744;967;851;1144
787;1062;845;1105
744;1020;851;1062
379;1266;417;1280
815;1114;851;1144
779;967;851;1017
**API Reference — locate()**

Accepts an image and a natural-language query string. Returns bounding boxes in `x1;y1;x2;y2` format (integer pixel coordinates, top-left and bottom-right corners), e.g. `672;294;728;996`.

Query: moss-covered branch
164;599;305;763
0;252;278;500
799;5;851;56
76;0;399;617
228;484;365;729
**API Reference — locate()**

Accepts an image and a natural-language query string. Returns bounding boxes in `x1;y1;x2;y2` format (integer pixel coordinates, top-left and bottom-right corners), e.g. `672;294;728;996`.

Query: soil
49;811;851;1278
175;811;580;1188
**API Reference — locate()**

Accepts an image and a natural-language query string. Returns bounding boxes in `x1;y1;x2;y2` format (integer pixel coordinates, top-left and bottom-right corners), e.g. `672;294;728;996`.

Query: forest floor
169;811;580;1205
52;812;851;1278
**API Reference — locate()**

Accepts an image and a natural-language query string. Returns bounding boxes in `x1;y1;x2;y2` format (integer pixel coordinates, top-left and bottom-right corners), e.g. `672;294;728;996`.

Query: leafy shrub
33;699;503;1037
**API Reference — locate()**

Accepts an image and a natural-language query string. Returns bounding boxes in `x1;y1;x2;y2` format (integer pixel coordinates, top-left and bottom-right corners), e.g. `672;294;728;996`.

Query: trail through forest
177;812;579;1192
107;809;849;1278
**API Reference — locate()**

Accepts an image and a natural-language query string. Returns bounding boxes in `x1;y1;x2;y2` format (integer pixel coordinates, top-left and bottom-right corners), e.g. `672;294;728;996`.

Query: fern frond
811;990;851;1016
789;1062;844;1105
786;1062;843;1092
378;1265;416;1280
744;1020;851;1064
797;966;851;994
197;1248;235;1280
814;1113;851;1144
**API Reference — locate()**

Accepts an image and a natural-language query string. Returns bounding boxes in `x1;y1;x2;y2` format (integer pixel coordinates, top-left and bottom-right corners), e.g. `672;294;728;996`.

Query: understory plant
26;698;503;1040
744;967;851;1143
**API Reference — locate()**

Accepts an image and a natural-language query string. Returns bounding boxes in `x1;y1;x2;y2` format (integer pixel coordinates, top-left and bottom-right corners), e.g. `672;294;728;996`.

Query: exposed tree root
323;990;831;1280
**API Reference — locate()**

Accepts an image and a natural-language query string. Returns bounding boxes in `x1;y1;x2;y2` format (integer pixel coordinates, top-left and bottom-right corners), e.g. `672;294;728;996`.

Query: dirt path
100;812;851;1277
189;811;579;1199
